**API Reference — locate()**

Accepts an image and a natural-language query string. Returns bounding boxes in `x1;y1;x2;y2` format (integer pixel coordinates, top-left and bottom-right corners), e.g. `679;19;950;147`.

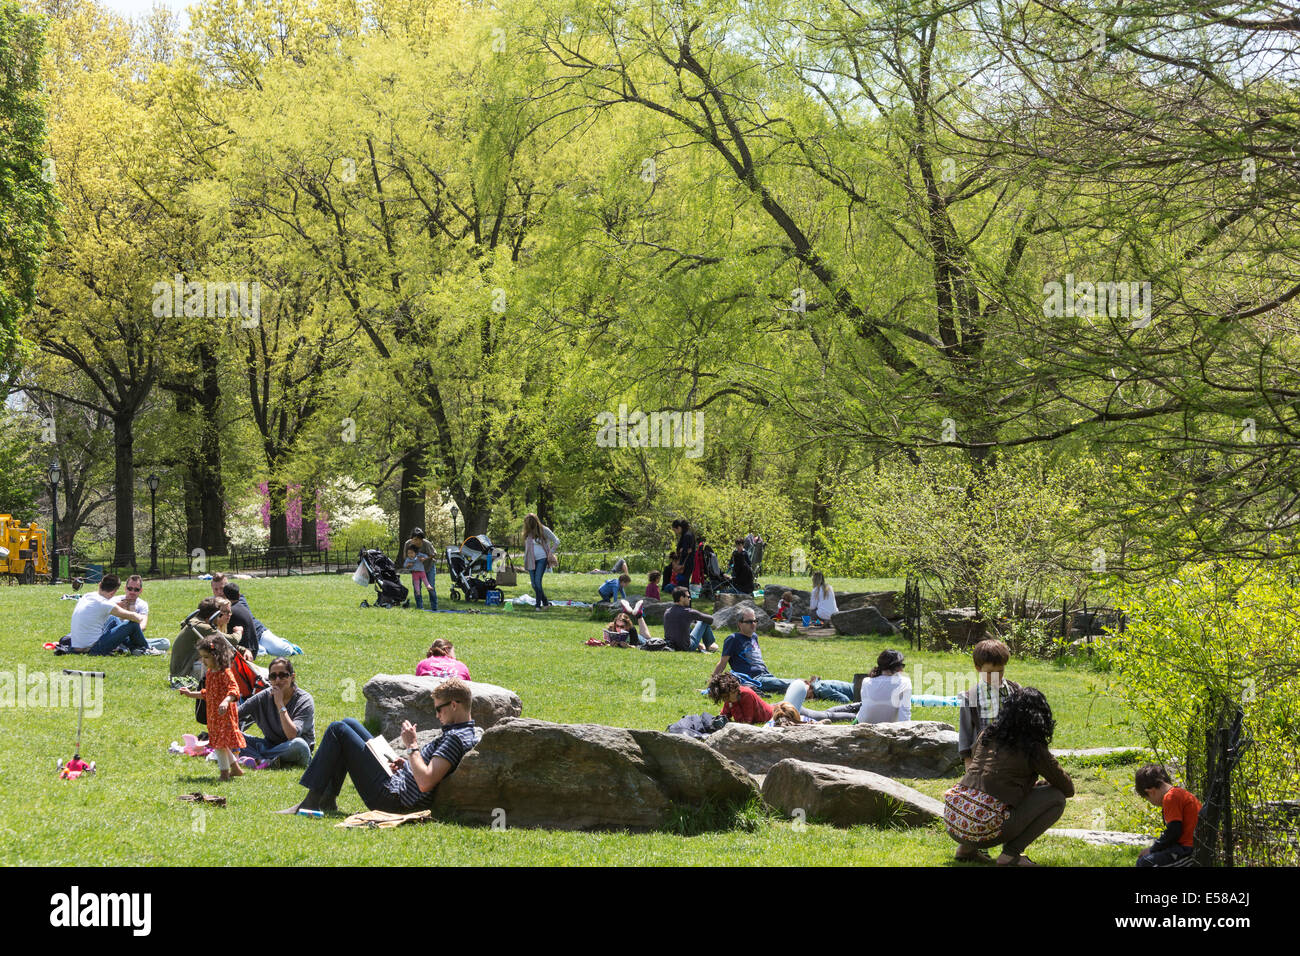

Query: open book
364;735;402;778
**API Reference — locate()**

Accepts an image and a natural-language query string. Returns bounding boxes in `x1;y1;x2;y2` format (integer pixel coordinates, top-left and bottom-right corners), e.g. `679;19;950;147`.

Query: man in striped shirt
280;679;476;816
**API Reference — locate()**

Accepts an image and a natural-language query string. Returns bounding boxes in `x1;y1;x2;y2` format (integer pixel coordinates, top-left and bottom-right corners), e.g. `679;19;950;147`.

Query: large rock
762;759;944;828
707;720;961;778
712;592;751;609
431;718;760;831
934;607;987;648
711;600;774;634
830;605;899;636
363;674;522;738
762;588;900;621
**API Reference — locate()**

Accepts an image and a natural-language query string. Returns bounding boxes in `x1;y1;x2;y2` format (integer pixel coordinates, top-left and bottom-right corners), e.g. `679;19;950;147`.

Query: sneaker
130;648;146;656
144;648;165;656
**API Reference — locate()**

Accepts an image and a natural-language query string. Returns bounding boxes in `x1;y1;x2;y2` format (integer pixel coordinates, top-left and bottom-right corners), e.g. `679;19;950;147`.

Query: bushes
1104;559;1300;852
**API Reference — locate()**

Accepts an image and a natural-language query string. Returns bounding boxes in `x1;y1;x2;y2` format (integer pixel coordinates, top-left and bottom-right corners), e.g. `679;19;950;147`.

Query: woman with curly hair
943;687;1074;866
706;672;772;725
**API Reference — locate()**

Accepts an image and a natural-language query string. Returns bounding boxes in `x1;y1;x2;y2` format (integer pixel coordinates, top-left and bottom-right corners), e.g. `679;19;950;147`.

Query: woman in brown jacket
947;687;1074;866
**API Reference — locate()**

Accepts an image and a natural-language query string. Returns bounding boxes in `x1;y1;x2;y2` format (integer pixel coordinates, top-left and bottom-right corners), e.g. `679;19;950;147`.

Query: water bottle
297;808;324;818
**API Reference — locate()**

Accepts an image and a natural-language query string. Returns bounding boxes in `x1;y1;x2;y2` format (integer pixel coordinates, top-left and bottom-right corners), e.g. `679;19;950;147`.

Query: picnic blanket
336;809;433;829
510;595;592;608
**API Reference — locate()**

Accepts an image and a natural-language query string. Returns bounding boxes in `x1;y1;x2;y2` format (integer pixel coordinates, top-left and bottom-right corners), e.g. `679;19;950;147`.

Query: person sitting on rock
707;672;772;725
279;678;476;816
808;571;839;624
662;587;718;652
711;609;792;695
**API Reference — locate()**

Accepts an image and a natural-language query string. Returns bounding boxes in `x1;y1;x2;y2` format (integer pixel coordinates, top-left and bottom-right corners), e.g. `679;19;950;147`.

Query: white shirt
855;673;912;723
809;585;839;620
115;595;149;626
69;592;119;649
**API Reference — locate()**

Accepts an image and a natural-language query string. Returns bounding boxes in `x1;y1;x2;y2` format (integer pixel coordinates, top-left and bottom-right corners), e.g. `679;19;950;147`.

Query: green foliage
328;518;396;557
0;410;43;520
1104;559;1300;816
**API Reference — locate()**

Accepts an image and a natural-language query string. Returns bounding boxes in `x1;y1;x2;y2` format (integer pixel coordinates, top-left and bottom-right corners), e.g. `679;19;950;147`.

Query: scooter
56;669;104;780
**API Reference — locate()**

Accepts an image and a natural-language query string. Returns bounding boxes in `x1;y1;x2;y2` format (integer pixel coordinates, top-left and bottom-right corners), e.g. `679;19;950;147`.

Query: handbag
546;551;558;570
495;552;517;587
943;785;1010;844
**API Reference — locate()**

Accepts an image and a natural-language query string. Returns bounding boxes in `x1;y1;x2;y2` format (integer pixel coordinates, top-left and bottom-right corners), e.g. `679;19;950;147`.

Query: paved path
1048;828;1149;847
1051;746;1148;758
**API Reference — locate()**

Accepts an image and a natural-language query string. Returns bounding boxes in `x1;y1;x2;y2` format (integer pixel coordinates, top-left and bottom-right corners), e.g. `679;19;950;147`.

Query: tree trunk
268;482;289;552
398;444;427;539
461;504;491;538
112;411;136;568
536;481;552;529
197;341;227;554
182;466;202;554
301;485;317;550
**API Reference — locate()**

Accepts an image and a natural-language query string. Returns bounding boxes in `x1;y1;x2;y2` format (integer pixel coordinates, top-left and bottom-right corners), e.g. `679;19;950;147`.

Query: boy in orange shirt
1135;763;1201;867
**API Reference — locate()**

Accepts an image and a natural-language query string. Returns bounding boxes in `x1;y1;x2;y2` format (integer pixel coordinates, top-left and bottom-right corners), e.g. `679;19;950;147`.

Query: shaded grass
0;573;1145;866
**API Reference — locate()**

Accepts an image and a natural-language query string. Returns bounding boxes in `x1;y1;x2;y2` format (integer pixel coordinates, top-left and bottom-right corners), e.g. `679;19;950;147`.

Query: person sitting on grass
645;571;662;601
170;598;245;681
66;574;149;656
597;573;632;604
944;687;1074;867
602;611;651;648
711;610;791;695
959;638;1023;770
416;638;472;680
279;678;477;817
1135;763;1201;868
707;672;772;725
773;591;796;623
854;649;912;723
662;587;719;652
237;658;315;769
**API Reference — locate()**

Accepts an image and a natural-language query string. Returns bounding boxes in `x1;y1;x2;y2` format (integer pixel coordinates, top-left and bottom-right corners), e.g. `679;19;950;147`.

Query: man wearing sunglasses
68;574;156;656
711;611;793;696
237;658;315;768
280;678;476;816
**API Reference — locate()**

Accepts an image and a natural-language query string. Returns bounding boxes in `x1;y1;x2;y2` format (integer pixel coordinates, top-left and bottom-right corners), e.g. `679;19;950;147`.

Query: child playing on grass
774;591;795;622
1135;764;1201;867
402;545;431;610
176;635;247;780
645;571;661;601
597;573;632;603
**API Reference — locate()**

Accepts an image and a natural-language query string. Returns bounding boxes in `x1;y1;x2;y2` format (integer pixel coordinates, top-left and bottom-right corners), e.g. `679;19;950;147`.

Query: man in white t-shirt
68;574;148;655
97;574;168;655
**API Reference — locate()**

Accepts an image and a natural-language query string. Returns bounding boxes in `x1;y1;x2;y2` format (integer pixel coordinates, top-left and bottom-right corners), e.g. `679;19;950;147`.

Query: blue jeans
1136;844;1193;868
689;621;716;651
89;618;147;655
241;735;312;767
297;718;403;811
811;679;855;703
734;672;791;695
529;563;549;605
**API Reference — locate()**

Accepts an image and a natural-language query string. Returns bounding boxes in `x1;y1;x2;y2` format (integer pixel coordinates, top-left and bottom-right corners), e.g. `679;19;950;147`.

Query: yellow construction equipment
0;515;51;584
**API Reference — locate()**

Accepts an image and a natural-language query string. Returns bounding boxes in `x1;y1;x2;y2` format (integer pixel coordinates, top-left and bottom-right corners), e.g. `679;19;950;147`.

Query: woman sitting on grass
943;687;1074;867
855;649;911;723
415;638;471;681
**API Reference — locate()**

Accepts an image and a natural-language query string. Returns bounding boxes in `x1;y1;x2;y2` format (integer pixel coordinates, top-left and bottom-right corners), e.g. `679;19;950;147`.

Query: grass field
0;572;1157;866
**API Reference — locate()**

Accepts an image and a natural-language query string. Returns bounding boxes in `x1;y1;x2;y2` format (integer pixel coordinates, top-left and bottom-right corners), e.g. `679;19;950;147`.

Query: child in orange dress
176;635;247;780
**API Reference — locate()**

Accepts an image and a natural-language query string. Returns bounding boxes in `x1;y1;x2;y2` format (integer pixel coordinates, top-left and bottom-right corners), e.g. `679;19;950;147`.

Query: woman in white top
808;571;839;623
523;513;560;609
855;649;912;723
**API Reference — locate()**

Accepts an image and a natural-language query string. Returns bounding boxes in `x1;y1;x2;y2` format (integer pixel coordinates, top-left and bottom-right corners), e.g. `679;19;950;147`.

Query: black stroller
698;542;732;598
356;548;409;608
445;534;497;602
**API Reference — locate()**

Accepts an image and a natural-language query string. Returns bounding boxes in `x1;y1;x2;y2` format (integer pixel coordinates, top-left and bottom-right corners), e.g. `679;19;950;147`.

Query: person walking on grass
279;679;476;816
944;687;1074;866
523;513;559;608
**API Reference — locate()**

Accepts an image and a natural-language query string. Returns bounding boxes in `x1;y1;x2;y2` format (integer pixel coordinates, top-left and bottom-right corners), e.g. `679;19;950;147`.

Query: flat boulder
762;758;943;828
763;588;899;621
831;605;899;635
363;674;522;738
431;718;760;831
708;720;960;778
711;600;774;634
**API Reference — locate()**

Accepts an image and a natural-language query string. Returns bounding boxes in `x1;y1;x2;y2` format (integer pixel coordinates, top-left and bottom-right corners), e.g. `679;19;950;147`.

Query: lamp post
450;505;459;547
48;461;61;585
147;473;160;575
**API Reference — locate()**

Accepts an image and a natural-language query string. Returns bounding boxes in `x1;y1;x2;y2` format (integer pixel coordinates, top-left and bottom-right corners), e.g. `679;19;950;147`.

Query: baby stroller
698;542;730;598
743;533;765;578
356;548;409;609
445;534;497;602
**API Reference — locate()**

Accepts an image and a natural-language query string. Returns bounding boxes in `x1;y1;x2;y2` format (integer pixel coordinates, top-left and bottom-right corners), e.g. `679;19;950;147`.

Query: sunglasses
434;700;453;713
269;672;292;680
740;619;756;624
126;586;142;592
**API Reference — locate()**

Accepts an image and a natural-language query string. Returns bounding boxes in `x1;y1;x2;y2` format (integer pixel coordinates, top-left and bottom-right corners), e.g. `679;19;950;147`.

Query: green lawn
0;573;1155;865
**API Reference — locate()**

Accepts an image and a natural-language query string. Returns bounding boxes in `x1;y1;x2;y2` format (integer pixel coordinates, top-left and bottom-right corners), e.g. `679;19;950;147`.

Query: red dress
204;667;247;749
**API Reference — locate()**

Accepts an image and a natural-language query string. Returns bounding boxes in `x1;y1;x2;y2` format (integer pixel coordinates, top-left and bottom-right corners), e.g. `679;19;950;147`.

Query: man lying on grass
279;678;476;816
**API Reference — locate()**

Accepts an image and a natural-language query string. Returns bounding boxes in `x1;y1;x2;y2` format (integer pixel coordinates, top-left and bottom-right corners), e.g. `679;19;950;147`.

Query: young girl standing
177;635;247;780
